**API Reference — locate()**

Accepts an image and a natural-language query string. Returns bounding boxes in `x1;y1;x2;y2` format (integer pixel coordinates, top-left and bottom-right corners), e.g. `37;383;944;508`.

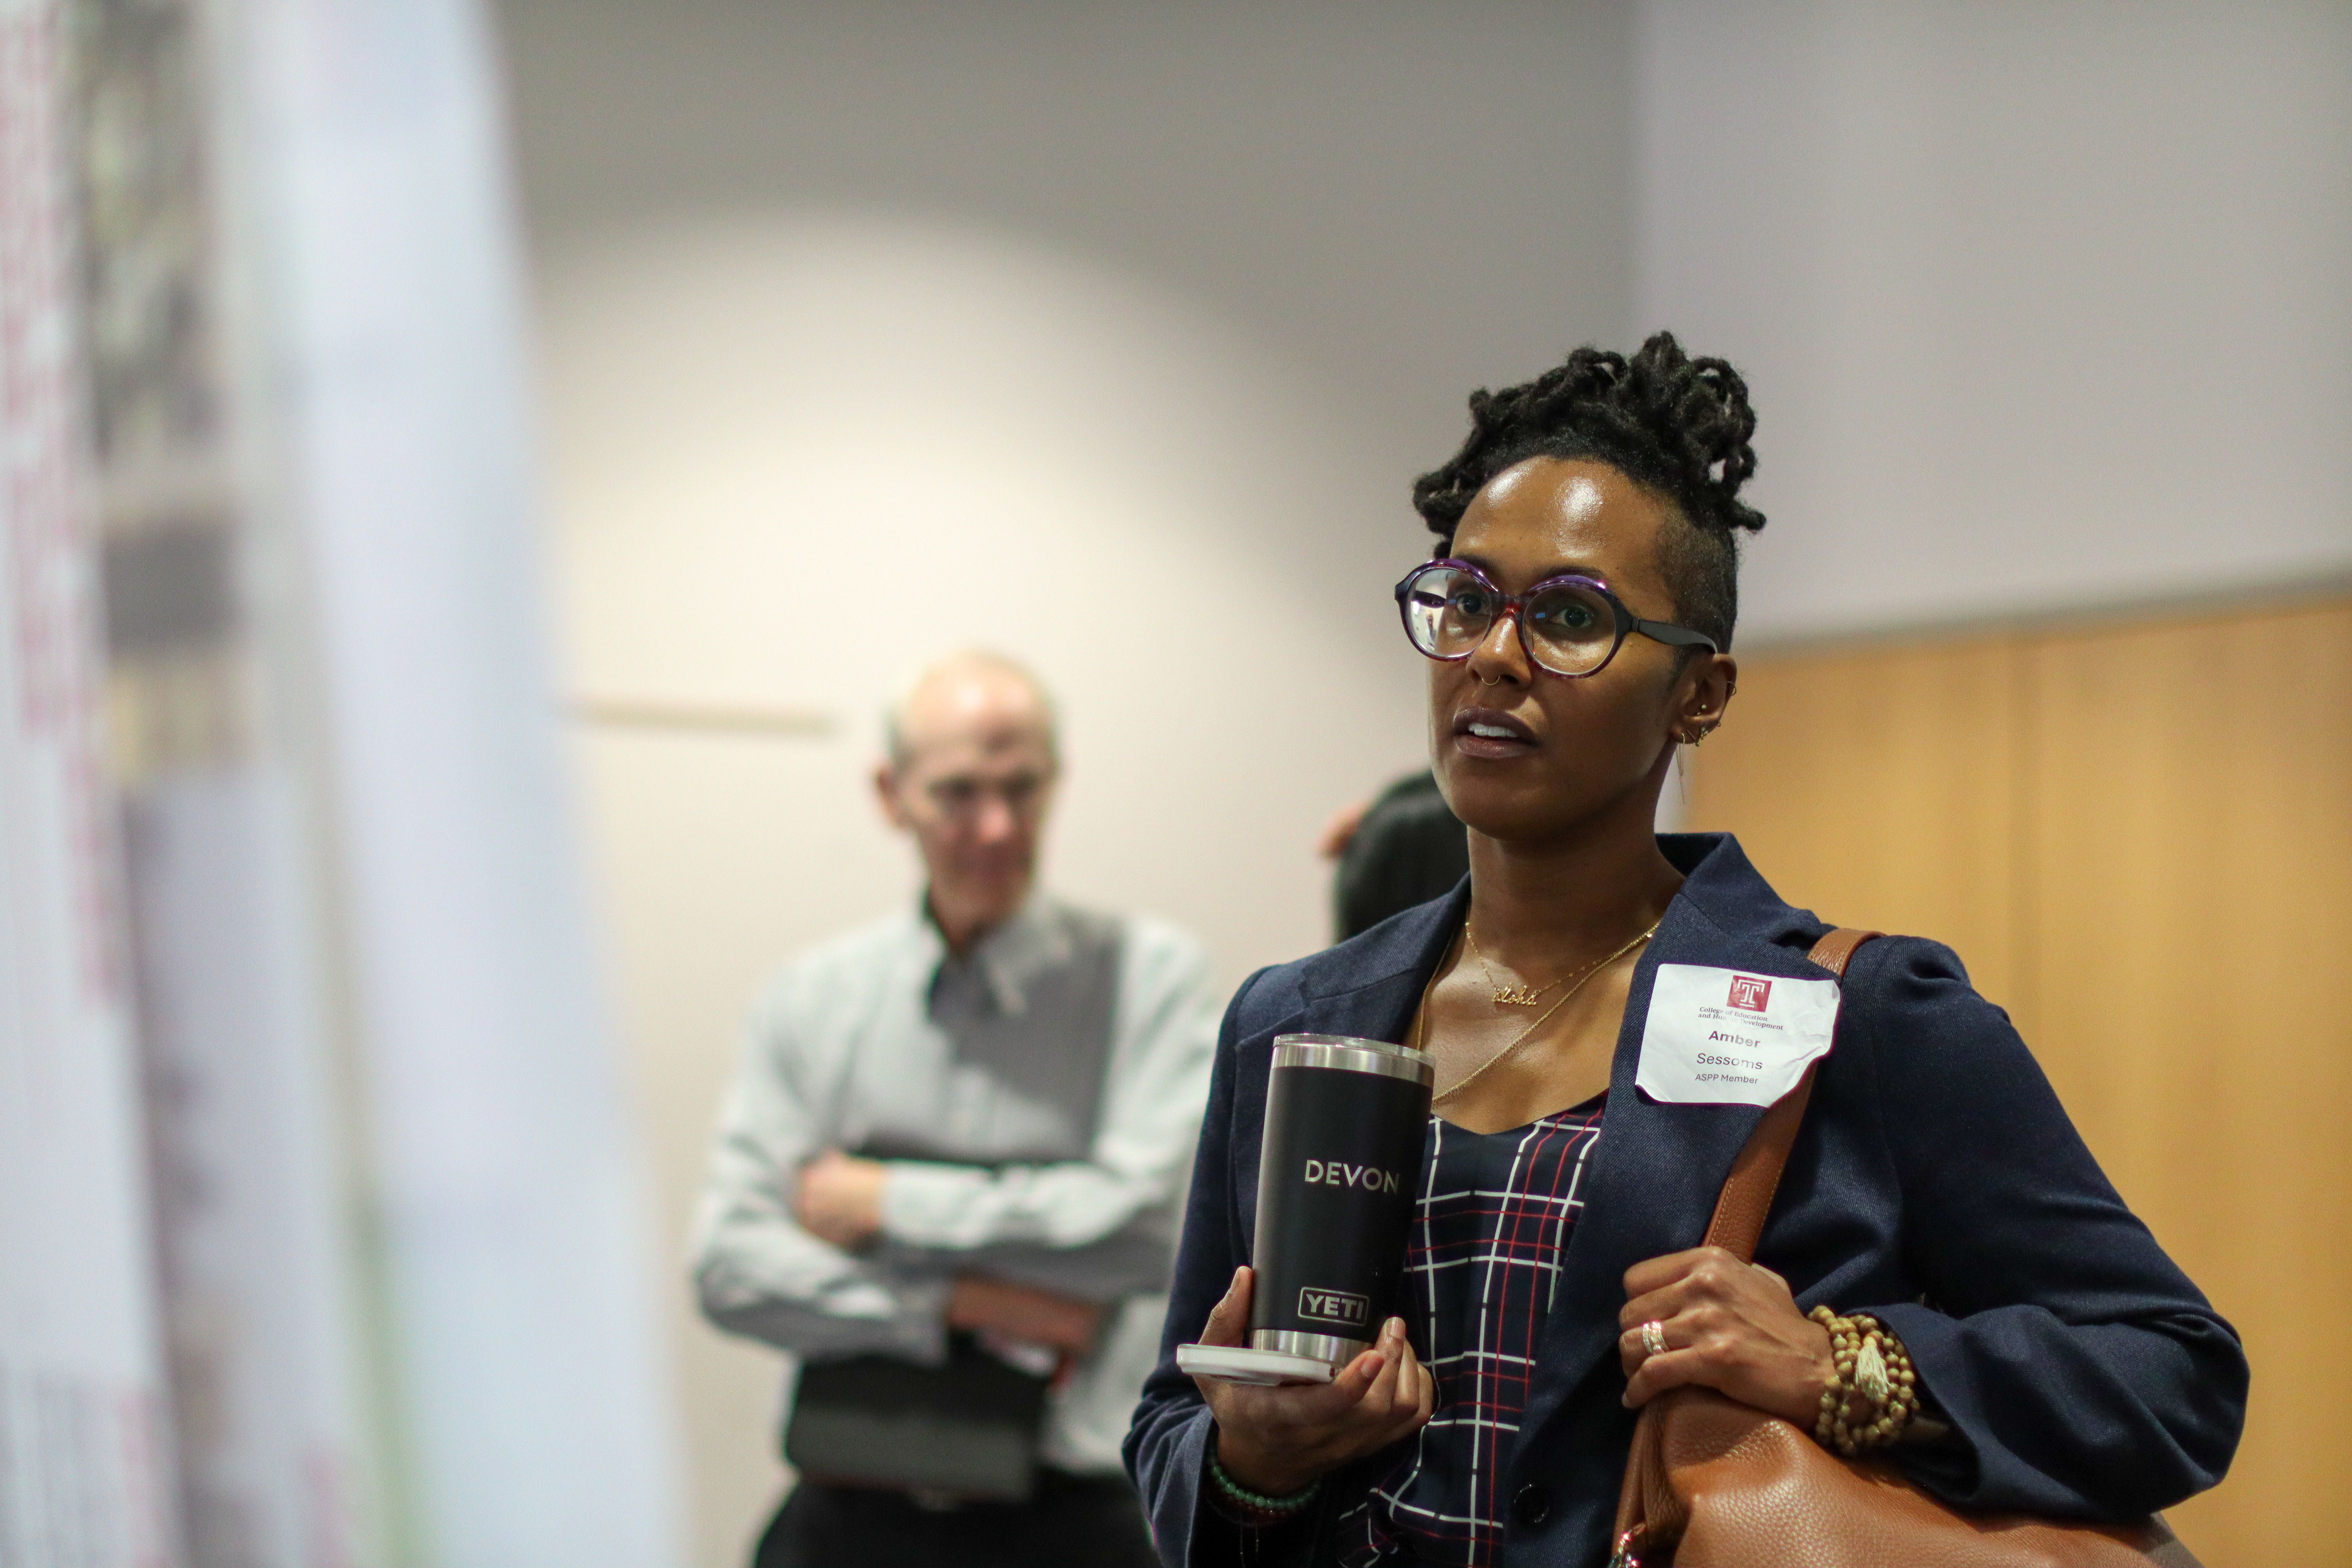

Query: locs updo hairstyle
1411;331;1764;653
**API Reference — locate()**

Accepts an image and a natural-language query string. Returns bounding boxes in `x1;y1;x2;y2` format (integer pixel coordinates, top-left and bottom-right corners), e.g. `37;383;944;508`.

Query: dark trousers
754;1470;1160;1568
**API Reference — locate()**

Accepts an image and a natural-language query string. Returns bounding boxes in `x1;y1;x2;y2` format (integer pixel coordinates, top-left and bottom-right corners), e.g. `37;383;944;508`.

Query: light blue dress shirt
693;894;1220;1474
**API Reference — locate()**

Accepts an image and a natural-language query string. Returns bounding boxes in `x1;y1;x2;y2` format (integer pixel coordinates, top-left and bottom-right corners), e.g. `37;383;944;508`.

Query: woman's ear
1673;653;1739;746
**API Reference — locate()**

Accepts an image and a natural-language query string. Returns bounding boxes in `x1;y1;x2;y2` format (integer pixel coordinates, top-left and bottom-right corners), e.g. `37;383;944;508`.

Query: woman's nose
1467;613;1529;686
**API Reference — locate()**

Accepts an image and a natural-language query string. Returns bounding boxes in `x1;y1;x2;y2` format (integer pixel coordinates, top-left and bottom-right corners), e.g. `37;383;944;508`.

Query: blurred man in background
693;650;1217;1568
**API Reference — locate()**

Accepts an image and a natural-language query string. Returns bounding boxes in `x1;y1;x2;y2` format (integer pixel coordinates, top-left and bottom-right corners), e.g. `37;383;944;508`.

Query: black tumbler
1248;1034;1435;1365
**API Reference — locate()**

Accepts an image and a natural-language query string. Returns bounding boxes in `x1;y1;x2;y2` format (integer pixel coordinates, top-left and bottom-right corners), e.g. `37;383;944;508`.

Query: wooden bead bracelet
1808;1305;1918;1456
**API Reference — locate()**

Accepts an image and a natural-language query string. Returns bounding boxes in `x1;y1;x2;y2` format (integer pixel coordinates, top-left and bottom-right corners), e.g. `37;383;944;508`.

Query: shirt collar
915;891;1071;1016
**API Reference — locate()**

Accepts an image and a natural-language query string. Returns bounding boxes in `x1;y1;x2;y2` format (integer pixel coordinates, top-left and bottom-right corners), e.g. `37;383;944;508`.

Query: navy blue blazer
1124;834;2246;1568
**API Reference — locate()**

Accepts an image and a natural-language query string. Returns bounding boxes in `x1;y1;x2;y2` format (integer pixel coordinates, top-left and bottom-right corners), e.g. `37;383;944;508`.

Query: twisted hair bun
1411;332;1765;648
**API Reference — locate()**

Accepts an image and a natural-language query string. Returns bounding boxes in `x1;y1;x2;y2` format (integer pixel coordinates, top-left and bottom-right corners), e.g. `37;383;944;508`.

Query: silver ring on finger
1640;1319;1668;1359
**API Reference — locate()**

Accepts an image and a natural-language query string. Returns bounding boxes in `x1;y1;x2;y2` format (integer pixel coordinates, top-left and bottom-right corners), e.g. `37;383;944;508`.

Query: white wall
546;211;1437;976
499;0;1639;499
1638;0;2352;645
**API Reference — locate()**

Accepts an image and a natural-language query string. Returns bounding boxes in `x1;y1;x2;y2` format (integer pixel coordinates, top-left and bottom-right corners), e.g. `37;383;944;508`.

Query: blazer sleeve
1123;966;1283;1568
1847;938;2249;1520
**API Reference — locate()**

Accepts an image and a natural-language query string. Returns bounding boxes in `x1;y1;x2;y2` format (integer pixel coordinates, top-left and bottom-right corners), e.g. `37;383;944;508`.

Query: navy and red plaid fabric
1333;1096;1607;1567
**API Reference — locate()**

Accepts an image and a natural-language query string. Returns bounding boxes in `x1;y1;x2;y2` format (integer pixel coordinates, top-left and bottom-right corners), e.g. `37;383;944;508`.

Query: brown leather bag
1608;928;2204;1568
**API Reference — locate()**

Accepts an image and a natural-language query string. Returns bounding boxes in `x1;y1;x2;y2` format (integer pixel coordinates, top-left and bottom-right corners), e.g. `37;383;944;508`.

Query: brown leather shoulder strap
1617;927;1893;1564
1804;925;1880;980
1699;928;1883;1261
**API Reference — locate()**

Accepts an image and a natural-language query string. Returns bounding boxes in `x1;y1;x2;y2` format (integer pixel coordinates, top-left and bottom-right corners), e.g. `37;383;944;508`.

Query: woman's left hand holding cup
1190;1266;1434;1497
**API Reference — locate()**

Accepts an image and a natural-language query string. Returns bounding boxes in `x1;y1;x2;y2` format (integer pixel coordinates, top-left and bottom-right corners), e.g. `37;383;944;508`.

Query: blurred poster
65;0;376;1563
9;0;684;1559
224;0;688;1557
0;1;180;1563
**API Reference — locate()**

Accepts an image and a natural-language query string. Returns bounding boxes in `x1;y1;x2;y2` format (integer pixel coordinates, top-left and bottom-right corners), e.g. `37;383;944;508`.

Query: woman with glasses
1124;334;2244;1567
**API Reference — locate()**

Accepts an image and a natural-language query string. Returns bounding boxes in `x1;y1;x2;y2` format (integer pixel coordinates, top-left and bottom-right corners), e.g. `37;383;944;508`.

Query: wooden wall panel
2022;602;2352;1564
1686;633;2023;1005
1686;598;2352;1565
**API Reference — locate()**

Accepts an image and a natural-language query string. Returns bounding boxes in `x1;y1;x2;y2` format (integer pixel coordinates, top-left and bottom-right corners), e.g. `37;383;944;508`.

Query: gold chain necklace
1463;924;1619;1007
1425;920;1661;1105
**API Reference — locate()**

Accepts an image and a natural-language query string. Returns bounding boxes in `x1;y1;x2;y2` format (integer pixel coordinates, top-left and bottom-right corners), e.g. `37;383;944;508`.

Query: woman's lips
1452;707;1538;759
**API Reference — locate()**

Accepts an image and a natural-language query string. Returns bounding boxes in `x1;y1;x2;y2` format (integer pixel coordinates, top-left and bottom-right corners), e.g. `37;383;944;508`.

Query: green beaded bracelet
1207;1447;1321;1517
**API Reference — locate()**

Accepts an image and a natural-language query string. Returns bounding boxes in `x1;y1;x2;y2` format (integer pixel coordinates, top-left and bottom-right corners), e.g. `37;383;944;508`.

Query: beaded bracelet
1206;1446;1322;1526
1808;1305;1918;1456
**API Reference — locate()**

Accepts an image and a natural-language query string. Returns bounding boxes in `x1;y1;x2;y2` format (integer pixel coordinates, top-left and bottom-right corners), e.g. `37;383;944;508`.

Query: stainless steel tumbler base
1252;1328;1371;1365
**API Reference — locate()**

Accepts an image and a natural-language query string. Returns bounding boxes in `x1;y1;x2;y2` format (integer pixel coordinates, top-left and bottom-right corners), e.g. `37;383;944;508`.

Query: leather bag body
1608;929;2198;1568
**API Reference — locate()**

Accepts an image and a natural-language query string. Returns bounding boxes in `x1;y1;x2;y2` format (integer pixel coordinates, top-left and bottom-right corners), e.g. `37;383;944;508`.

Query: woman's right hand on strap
1188;1265;1434;1497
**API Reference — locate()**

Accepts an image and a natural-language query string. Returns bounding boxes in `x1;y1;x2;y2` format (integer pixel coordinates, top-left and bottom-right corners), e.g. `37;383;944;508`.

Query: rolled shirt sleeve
693;905;1222;1370
691;968;953;1363
878;921;1220;1284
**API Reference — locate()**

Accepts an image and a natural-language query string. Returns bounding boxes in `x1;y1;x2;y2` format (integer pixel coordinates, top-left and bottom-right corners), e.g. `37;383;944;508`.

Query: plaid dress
1332;1095;1607;1566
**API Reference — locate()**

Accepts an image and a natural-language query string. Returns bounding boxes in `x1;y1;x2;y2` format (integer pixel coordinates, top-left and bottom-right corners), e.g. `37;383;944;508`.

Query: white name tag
1636;964;1842;1107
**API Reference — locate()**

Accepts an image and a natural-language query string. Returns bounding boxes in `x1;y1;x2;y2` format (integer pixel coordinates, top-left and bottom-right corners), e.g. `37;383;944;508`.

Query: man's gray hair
882;650;1061;770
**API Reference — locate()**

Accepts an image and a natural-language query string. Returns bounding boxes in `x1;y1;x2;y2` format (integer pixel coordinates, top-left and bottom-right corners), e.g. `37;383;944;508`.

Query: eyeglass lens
924;772;1048;819
1403;566;1620;676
